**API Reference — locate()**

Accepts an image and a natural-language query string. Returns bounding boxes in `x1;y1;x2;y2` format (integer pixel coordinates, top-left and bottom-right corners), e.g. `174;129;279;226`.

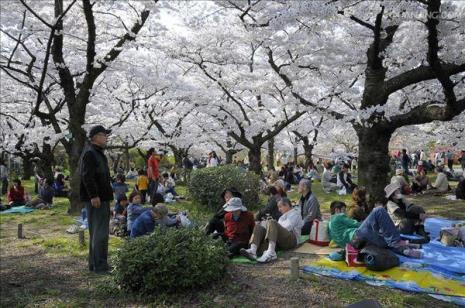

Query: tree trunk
293;146;298;164
66;128;87;214
303;143;314;169
123;142;130;172
267;138;275;171
21;158;33;180
356;125;394;205
248;146;262;175
225;150;234;165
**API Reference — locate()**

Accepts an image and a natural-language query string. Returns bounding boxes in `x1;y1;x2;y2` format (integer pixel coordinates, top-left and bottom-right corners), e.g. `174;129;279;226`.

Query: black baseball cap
88;125;111;139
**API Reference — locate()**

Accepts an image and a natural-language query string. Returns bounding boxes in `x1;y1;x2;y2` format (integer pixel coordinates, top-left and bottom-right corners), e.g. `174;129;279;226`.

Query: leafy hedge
188;165;260;211
113;227;228;294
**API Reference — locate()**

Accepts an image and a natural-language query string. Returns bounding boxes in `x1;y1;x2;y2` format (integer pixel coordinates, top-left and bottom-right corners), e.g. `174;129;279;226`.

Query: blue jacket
127;203;149;231
130;211;177;238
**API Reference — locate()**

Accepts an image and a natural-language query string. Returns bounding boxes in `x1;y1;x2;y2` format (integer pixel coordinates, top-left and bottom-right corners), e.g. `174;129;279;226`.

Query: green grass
1;178;463;307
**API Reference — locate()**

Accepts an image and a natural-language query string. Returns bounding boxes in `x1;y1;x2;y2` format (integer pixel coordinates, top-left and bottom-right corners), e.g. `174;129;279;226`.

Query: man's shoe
257;250;277;263
239;248;257;261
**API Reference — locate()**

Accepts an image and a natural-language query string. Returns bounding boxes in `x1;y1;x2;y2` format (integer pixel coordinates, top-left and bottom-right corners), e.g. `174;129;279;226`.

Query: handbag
360;245;400;271
308;219;330;246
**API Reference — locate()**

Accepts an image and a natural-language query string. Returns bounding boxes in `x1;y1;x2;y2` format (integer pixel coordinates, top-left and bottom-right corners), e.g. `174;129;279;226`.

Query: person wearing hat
431;165;450;193
385;183;429;241
79;125;113;273
327;201;423;258
390;169;410;195
241;197;303;263
219;197;255;257
205;187;243;235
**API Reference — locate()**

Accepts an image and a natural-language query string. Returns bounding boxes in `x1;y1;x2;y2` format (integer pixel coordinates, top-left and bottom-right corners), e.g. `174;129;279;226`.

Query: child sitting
126;191;150;232
136;169;149;204
112;173;129;201
130;203;178;238
328;201;422;258
8;179;27;207
26;178;54;209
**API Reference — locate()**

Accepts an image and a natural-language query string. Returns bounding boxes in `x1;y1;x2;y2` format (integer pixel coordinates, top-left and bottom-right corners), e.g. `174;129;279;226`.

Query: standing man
0;159;8;195
461;150;465;172
401;149;411;176
147;149;161;205
446;150;454;172
79;125;113;273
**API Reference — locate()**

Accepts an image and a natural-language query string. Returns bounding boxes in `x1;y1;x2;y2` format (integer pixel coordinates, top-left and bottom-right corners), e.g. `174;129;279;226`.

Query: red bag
345;243;365;267
308;220;330;246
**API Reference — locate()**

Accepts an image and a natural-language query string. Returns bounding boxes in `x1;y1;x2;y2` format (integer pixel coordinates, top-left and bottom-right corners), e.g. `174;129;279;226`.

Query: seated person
161;173;177;196
384;183;429;240
347;187;372;222
240;197;303;263
297;179;321;235
328;201;422;258
306;163;321;181
390;169;411;195
456;176;465;200
205;187;242;235
217;197;255;257
136;169;149;204
416;160;426;175
322;162;338;193
411;169;431;194
8;179;27;207
130;203;177;238
431;165;450;193
52;174;69;197
125;168;138;180
336;164;357;194
112;173;129;200
126;191;150;232
113;194;128;219
255;186;283;222
26;178;54;209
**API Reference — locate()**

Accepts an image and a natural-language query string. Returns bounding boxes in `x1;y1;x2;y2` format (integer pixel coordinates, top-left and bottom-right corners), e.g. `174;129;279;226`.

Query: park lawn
0;179;463;307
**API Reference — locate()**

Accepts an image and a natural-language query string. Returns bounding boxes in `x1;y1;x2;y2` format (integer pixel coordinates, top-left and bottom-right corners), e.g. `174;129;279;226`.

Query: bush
188;165;260;211
113;227;228;294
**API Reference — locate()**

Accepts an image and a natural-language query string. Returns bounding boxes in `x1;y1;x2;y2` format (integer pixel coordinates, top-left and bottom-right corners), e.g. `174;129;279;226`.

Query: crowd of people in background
1;134;465;274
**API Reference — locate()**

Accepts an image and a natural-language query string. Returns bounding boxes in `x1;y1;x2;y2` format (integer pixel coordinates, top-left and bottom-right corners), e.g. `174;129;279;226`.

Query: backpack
360;245;400;271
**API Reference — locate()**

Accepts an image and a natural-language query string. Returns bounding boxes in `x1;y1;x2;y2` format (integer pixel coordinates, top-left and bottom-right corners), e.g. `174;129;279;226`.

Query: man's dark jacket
79;143;113;202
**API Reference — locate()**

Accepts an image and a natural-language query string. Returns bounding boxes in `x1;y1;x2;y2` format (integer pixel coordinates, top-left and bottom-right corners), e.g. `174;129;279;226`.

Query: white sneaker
240;248;257;261
257;250;277;263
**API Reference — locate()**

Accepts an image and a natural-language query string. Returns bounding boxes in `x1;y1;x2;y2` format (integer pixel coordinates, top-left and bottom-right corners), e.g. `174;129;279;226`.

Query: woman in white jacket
240;197;303;263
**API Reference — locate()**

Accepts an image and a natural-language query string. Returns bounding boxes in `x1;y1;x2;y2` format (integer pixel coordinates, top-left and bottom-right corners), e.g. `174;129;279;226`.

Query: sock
267;241;276;253
250;244;257;255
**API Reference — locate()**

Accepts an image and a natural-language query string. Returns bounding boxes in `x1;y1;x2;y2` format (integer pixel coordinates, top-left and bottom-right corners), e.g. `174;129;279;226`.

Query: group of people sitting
0;178;56;211
198;174;429;263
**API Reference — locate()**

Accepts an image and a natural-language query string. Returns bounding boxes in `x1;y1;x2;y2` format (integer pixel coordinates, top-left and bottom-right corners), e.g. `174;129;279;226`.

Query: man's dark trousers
85;201;110;272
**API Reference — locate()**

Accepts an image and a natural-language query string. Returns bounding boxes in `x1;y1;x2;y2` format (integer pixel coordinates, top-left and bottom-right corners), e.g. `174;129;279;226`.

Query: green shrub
113;227;228;294
188;165;260;211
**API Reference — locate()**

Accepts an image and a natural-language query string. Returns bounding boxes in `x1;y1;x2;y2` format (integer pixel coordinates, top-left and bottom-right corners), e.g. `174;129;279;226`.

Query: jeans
355;207;400;248
85;201;110;272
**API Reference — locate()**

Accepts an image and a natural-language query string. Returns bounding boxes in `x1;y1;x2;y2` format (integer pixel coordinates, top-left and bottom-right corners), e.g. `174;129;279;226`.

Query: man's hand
91;197;101;208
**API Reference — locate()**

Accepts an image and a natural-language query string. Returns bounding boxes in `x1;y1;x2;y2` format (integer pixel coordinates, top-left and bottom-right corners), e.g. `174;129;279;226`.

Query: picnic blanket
0;206;35;214
303;258;465;306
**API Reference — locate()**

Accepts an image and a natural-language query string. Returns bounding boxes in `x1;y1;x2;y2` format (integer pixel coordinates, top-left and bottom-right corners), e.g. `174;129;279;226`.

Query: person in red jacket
147;148;162;204
8;179;26;207
222;197;255;258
